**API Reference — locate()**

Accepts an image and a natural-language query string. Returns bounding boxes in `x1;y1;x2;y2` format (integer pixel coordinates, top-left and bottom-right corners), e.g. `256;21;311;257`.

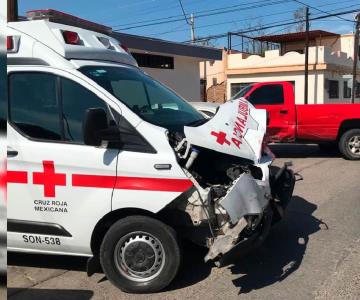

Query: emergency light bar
26;9;112;35
63;31;81;45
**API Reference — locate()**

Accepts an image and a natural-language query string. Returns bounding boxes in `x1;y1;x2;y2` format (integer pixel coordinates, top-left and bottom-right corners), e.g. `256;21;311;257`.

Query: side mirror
83;108;121;147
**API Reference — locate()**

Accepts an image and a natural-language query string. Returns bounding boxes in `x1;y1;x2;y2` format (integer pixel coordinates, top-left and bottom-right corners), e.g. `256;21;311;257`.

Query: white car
6;10;295;293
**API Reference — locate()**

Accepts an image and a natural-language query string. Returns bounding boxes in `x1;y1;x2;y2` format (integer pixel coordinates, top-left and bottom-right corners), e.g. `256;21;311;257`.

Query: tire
100;215;181;293
339;129;360;160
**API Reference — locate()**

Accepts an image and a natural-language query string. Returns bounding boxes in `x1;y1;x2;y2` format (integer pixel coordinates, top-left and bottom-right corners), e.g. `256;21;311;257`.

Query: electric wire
183;7;360;43
147;0;357;37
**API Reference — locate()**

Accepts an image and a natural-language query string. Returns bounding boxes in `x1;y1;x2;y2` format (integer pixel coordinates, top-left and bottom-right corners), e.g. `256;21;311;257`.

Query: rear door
7;67;120;256
246;83;295;141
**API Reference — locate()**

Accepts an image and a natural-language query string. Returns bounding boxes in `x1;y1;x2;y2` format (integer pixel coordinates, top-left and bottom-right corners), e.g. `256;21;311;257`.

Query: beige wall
132;50;202;102
281;34;358;61
200;49;227;90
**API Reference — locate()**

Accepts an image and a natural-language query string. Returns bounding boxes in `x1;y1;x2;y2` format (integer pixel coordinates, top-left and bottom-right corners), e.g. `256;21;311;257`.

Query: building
201;30;360;104
112;32;222;102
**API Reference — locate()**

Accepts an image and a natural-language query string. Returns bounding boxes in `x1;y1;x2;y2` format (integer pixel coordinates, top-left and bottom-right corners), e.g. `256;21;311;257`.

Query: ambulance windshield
80;66;205;132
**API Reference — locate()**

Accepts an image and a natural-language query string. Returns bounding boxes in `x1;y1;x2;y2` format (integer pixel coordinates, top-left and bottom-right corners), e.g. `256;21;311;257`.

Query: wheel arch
90;189;195;255
337;119;360;140
90;207;156;255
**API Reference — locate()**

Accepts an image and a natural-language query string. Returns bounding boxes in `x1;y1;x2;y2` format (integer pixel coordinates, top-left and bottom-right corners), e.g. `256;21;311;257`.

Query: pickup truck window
230;83;253;98
247;84;284;105
231;84;253;100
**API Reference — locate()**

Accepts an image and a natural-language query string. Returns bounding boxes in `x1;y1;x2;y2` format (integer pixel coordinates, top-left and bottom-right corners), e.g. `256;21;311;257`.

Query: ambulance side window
61;78;110;144
8;73;62;141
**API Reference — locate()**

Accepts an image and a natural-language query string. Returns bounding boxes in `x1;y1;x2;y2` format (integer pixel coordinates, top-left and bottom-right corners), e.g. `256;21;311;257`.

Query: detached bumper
205;163;296;264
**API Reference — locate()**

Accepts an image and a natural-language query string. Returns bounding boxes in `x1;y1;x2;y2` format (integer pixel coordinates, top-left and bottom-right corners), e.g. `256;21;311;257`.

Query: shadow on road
270;144;340;159
164;195;326;293
164;241;212;292
8;288;93;300
8;253;88;272
228;196;326;294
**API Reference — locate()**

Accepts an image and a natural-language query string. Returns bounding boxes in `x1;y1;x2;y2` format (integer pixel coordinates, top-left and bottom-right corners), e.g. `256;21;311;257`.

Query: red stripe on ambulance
7;171;28;184
72;174;193;192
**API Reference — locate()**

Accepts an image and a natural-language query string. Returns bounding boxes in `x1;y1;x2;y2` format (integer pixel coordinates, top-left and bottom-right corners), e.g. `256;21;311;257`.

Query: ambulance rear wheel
100;215;181;293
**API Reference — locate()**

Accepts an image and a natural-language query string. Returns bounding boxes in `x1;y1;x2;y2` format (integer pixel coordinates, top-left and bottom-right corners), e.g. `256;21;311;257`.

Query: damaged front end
166;98;296;264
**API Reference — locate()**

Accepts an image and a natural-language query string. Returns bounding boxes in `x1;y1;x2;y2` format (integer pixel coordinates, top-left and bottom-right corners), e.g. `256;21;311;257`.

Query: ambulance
6;10;295;293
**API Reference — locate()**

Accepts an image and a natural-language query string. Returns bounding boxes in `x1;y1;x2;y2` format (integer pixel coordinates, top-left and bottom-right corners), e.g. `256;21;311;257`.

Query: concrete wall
200;49;227;90
140;54;201;102
282;34;358;61
227;47;355;69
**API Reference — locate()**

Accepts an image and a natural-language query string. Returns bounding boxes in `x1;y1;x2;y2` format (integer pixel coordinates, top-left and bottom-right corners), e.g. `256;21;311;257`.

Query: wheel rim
114;231;165;282
348;135;360;156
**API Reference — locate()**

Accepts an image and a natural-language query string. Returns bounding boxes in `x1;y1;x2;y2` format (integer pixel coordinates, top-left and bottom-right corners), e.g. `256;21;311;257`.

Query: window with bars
343;81;352;98
328;80;339;99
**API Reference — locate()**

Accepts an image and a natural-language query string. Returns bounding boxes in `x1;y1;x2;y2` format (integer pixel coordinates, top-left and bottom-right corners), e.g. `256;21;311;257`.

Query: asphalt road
7;144;360;300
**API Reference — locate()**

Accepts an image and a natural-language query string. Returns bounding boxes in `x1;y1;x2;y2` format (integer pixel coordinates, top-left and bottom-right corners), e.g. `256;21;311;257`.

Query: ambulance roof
7;10;137;68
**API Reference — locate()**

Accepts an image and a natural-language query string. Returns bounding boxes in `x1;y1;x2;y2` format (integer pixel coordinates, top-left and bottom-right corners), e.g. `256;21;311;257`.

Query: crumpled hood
184;98;267;162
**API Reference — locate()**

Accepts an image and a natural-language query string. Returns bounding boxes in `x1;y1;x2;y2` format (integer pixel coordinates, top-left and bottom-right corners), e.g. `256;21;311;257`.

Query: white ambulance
6;10;295;293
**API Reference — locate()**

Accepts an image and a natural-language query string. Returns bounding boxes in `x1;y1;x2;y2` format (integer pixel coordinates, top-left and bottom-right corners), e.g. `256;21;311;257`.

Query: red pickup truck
232;81;360;160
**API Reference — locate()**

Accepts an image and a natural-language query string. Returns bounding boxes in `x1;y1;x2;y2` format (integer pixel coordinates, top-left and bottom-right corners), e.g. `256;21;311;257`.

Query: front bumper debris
270;162;296;223
219;173;269;225
205;163;296;263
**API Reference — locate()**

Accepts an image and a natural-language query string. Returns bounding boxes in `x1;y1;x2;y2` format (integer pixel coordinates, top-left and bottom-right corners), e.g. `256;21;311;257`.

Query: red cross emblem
33;161;66;198
211;131;231;146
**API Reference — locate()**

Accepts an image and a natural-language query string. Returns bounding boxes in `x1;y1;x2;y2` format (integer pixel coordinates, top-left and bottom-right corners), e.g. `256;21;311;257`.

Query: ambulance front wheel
100;215;182;293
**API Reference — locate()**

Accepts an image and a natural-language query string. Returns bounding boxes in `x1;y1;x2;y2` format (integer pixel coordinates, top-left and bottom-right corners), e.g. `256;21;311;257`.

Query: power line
114;0;291;30
102;0;203;25
112;0;273;28
148;0;357;37
292;0;355;23
185;7;360;43
178;0;191;25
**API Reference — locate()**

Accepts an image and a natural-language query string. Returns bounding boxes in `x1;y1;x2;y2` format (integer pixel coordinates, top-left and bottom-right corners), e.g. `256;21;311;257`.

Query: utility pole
351;12;360;104
178;0;195;43
7;0;18;22
190;13;195;44
304;6;310;105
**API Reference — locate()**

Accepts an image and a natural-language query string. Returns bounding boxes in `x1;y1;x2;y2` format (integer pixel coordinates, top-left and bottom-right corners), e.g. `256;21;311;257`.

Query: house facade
201;30;360;104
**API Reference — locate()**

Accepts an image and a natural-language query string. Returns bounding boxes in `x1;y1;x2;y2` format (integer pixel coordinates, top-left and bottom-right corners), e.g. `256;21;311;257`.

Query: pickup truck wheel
339;129;360;160
100;215;181;293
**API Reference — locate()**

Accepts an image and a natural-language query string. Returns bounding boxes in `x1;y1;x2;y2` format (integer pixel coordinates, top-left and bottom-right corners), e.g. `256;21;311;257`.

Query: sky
18;0;358;46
